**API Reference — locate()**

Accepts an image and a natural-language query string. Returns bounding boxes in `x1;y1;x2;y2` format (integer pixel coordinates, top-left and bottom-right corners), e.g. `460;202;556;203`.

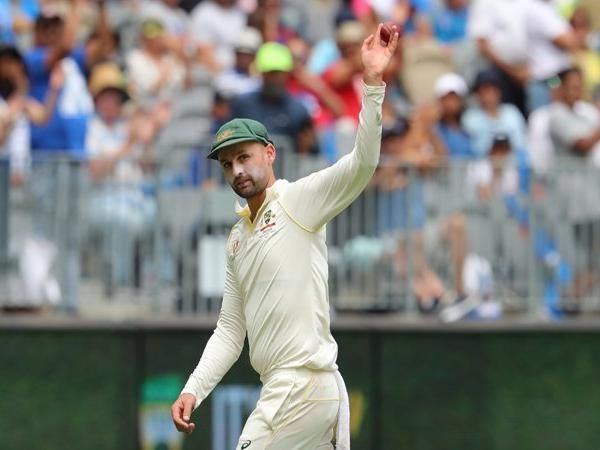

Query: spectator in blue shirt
25;0;113;155
434;72;475;160
462;69;527;158
430;0;468;45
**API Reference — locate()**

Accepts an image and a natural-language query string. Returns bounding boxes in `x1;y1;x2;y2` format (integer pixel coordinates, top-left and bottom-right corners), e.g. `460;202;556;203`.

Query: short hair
557;67;582;84
34;14;63;31
0;45;24;66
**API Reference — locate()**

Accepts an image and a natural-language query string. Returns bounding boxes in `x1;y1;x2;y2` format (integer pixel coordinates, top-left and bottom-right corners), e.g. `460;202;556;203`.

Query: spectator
570;6;600;100
548;67;600;166
430;0;469;45
247;0;300;43
25;3;101;154
307;7;357;76
374;117;442;312
433;72;475;161
85;62;157;285
468;0;529;116
190;0;246;74
287;36;345;164
287;37;344;131
211;91;232;133
322;20;366;124
525;0;577;112
546;66;600;305
464;132;529;317
467;134;523;203
374;111;466;311
545;68;600;302
230;42;316;155
214;27;262;97
463;69;527;158
141;0;190;43
401;14;454;105
0;45;63;185
126;18;191;107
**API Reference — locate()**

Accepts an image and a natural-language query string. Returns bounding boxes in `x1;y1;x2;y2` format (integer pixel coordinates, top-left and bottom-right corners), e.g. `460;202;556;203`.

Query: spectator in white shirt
140;0;192;56
86;63;158;285
141;0;189;37
126;18;191;108
548;67;600;166
190;0;246;74
525;0;577;112
468;0;529;116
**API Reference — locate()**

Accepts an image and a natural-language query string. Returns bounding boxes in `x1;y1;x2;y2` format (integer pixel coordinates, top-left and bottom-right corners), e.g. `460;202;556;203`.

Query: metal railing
1;153;598;320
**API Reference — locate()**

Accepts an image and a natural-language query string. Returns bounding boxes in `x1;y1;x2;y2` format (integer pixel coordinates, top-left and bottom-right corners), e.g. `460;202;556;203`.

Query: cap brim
207;137;266;160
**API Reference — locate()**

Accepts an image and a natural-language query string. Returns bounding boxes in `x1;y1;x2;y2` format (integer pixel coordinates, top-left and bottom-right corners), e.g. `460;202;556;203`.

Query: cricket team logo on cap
216;128;234;143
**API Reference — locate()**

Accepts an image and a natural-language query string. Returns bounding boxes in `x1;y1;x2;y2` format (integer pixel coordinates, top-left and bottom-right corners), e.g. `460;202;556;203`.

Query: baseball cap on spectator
491;132;511;152
89;62;129;101
434;73;468;98
334;7;357;27
335;21;366;44
472;69;502;92
472;69;502;91
255;42;293;73
141;18;165;39
208;118;273;159
233;27;263;55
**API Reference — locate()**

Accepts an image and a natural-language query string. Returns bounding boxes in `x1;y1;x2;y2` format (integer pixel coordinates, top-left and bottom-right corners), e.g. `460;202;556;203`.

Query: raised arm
45;0;83;70
280;24;399;232
26;65;64;124
172;257;246;433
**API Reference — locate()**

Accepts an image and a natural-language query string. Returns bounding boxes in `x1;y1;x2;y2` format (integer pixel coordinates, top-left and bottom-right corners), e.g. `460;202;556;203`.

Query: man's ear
265;143;276;164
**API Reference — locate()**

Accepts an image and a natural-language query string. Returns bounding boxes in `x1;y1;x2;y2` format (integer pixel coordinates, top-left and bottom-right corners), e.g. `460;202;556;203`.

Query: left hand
361;23;400;86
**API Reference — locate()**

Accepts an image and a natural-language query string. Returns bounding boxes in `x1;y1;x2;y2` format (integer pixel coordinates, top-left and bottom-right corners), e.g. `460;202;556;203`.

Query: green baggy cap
208;118;273;159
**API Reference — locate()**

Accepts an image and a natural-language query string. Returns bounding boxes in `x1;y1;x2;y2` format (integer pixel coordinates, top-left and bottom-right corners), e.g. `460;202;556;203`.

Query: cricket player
171;23;399;449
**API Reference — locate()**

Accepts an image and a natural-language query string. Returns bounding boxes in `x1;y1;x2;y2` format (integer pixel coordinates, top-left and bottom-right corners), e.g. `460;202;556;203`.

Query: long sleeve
279;82;385;232
180;259;246;409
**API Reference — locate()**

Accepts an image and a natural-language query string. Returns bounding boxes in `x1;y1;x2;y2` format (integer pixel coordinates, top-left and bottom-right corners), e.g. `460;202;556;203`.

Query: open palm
361;24;400;85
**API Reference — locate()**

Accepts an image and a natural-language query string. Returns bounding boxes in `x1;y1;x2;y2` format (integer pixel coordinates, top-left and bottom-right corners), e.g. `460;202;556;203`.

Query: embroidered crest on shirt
259;209;276;233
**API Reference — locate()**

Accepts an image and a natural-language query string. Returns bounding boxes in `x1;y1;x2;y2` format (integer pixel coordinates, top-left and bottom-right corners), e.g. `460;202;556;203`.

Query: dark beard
232;177;262;198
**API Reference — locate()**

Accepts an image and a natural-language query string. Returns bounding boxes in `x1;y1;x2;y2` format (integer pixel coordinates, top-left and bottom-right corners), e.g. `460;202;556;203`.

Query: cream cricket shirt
182;83;385;409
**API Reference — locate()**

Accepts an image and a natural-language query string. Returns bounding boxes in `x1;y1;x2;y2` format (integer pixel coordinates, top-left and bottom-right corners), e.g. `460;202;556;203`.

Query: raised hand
361;23;400;86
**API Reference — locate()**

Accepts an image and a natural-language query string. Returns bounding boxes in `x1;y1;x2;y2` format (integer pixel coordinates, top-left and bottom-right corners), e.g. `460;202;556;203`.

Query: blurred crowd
1;0;600;315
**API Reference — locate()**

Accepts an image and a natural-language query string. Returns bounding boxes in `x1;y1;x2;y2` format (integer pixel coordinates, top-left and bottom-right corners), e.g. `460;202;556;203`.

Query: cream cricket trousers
235;368;340;450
